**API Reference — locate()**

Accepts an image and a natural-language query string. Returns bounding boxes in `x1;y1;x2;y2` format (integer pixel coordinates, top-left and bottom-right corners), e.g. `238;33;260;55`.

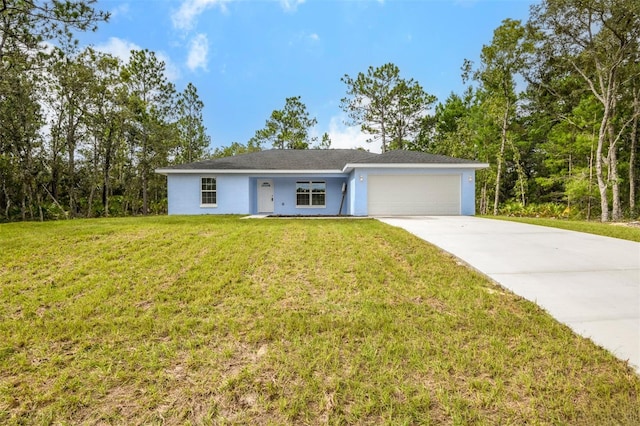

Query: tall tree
45;39;95;216
248;96;317;149
340;63;435;152
464;19;533;214
80;48;125;217
0;48;43;220
0;0;108;62
174;82;210;163
629;82;639;215
120;49;177;215
529;0;640;221
419;90;477;159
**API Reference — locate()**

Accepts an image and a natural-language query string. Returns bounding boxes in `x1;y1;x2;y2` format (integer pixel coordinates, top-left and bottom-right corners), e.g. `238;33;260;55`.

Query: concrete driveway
378;216;640;373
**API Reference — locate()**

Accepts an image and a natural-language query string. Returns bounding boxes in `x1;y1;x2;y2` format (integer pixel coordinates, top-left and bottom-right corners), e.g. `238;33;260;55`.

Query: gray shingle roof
157;149;483;172
360;150;483;164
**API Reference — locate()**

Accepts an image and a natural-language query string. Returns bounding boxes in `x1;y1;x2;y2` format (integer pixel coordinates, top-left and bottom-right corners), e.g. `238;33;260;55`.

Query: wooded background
1;0;638;222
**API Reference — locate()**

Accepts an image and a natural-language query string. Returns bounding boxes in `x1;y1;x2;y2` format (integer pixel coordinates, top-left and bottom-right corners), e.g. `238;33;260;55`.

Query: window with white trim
201;177;217;206
296;181;325;207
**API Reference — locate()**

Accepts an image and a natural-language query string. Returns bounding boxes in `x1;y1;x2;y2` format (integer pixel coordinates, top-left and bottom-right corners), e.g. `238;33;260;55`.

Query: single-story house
155;149;489;216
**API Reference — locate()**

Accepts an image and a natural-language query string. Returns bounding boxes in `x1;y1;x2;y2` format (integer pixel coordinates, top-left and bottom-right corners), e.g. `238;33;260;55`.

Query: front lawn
490;216;640;242
1;216;638;424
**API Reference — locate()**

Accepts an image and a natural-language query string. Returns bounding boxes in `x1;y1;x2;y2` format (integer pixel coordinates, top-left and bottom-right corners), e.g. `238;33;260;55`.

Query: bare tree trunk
507;137;526;206
604;94;622;221
587;139;594;221
141;134;149;215
102;164;110;217
42;184;67;217
102;125;115;217
630;96;638;216
87;186;95;218
481;179;488;215
595;108;610;222
36;192;44;222
3;185;10;220
20;184;27;221
493;105;509;215
609;135;621;221
142;172;148;215
69;148;77;217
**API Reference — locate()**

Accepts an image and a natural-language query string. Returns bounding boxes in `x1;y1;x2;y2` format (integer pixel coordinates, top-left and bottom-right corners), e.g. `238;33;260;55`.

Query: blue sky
80;0;536;152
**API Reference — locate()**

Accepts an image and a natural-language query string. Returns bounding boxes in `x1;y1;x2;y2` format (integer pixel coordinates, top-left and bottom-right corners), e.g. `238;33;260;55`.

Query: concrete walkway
378;216;640;373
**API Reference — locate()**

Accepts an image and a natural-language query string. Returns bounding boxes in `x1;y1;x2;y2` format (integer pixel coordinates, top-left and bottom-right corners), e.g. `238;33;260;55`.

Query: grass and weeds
490;216;640;242
1;216;639;424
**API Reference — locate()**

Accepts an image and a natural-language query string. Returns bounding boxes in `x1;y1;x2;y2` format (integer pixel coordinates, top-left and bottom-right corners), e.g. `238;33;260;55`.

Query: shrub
498;201;569;219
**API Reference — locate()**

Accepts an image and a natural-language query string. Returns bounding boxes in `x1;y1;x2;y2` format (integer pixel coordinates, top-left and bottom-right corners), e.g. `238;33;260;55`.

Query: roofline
156;163;491;175
342;163;490;172
155;168;346;175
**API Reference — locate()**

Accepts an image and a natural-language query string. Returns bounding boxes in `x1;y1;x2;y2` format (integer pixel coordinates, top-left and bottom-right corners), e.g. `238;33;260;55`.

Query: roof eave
342;163;490;173
155;168;346;175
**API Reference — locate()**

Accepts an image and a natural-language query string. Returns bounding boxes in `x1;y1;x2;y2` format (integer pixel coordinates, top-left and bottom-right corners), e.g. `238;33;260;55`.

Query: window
296;181;325;207
201;177;217;206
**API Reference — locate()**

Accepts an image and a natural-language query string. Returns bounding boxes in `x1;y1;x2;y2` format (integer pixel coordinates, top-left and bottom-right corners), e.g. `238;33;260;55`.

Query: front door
257;179;274;213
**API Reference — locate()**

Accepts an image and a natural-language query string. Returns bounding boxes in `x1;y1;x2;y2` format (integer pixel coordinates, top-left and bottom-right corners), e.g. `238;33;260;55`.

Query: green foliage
498;201;569;218
341;63;436;152
0;48;44;221
315;132;332;149
117;49;178;215
248;96;317;150
211;140;262;158
174;83;211;163
0;0;109;63
0;1;212;221
528;0;640;221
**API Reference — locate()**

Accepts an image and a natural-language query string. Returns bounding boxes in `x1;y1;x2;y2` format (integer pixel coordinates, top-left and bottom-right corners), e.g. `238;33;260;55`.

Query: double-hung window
296;181;325;207
201;177;217;206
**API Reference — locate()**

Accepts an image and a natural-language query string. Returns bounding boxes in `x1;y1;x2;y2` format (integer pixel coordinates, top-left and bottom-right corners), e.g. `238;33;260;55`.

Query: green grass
488;216;640;242
1;216;639;424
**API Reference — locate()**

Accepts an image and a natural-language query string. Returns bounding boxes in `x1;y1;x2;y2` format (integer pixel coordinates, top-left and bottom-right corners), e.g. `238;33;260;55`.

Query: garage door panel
368;175;460;215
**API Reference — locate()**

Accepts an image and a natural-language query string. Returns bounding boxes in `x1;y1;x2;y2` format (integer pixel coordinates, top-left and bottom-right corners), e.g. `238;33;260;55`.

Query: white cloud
94;37;181;82
326;115;381;153
280;0;305;12
110;3;131;19
187;33;209;71
173;0;232;30
309;33;319;41
94;37;141;63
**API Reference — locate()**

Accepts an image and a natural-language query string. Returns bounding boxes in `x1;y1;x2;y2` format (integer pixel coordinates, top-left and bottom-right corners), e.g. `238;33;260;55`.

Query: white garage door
368;175;461;216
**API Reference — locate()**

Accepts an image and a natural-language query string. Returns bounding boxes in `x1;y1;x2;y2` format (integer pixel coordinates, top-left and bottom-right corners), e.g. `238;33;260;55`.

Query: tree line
1;1;209;221
2;0;639;222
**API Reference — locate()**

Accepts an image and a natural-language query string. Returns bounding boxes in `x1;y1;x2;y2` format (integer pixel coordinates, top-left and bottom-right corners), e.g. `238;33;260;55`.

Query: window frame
200;176;217;207
296;181;326;208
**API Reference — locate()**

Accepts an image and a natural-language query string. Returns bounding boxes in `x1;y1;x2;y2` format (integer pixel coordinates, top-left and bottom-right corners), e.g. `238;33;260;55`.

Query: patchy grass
490;216;640;242
1;216;639;425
